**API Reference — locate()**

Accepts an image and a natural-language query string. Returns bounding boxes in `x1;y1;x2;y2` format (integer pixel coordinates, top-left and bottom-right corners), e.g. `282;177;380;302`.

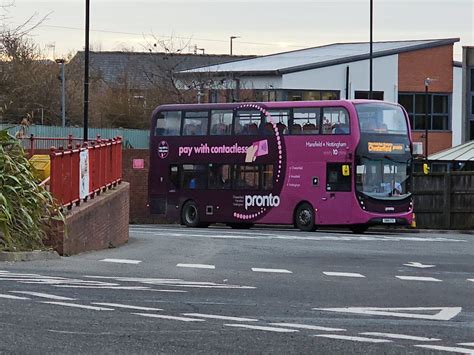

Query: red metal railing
21;134;84;156
49;137;122;208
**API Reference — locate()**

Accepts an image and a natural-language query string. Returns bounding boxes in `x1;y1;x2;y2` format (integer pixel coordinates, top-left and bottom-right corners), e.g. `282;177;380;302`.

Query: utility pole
369;0;373;99
84;0;90;141
230;36;240;55
55;59;66;127
424;78;431;159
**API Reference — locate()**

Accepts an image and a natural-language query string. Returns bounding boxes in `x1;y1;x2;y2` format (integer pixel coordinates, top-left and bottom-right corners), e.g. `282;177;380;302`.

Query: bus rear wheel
295;203;316;232
182;201;208;228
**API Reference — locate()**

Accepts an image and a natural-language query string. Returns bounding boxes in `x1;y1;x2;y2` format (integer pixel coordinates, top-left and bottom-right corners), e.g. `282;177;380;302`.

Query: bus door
318;162;353;225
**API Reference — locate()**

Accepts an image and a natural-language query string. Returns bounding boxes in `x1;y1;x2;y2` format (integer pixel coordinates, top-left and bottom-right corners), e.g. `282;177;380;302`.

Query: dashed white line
323;272;365;278
251;268;292;274
414;345;474;354
132;313;204;322
468;279;474;283
100;259;142;264
0;293;30;300
458;343;474;347
176;264;215;269
53;285;151;290
396;276;442;282
10;291;75;301
224;324;299;333
360;332;440;341
42;301;114;311
270;323;346;332
314;334;392;343
92;303;163;311
182;313;258;322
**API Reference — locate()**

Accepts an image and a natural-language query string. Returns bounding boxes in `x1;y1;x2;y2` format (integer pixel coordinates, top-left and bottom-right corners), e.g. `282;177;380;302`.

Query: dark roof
69;51;256;89
181;38;460;76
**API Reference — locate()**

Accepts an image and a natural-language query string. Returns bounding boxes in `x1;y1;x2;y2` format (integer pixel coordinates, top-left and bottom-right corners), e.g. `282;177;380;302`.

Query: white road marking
224;324;299;333
42;301;114;311
360;332;441;341
458;343;474;347
404;262;435;269
132;313;204;322
10;291;75;301
100;259;142;264
313;307;462;321
468;279;474;283
314;334;392;343
269;323;346;332
53;285;151;290
92;303;163;311
396;276;442;282
323;272;365;278
414;345;474;354
176;264;215;269
251;268;292;274
0;293;30;300
182;313;258;322
129;228;466;243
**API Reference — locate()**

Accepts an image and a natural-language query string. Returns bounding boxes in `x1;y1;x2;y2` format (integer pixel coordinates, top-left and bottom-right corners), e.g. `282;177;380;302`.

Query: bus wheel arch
294;201;317;232
181;200;209;228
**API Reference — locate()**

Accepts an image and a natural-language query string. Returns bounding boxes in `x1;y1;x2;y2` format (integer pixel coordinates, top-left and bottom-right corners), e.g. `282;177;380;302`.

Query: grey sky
3;0;473;59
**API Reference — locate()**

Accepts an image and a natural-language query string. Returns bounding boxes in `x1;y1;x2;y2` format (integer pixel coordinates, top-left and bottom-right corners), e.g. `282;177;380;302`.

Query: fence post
444;172;451;229
29;134;35;156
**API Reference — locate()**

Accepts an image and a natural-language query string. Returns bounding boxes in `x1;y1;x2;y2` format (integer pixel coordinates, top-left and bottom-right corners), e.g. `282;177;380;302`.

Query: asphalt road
0;225;473;354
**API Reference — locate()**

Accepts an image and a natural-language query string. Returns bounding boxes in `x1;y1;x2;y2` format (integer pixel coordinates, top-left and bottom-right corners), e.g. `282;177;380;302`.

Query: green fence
0;124;149;149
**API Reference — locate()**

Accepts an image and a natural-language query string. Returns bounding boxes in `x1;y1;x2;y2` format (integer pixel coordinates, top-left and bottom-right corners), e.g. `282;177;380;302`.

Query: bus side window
322;107;350;135
326;163;351;191
291;108;320;135
234;164;259;189
155;111;181;136
263;110;289;135
210;110;232;135
181;164;207;189
261;164;274;190
169;165;179;190
234;110;262;135
208;164;231;189
183;111;209;136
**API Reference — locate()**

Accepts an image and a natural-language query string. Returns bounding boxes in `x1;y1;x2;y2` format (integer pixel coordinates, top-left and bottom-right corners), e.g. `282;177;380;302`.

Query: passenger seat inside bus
290;123;302;134
303;123;317;134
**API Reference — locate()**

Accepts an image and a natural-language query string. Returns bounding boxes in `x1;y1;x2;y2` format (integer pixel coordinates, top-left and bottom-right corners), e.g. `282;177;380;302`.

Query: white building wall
281;55;399;103
452;66;463;146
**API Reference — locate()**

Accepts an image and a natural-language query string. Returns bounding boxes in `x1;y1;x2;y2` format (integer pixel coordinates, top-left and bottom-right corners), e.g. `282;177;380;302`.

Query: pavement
0;225;473;354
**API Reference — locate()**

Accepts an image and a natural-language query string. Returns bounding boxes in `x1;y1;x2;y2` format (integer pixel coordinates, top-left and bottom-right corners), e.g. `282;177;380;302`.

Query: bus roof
153;100;401;114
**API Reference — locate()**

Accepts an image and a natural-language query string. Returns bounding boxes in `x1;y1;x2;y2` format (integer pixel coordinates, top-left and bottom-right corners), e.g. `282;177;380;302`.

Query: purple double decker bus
149;100;413;233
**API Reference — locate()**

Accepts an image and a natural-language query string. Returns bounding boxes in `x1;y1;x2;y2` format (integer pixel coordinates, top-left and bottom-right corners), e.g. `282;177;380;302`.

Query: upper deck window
264;110;290;135
210;110;233;135
291;108;320;135
155;111;181;136
183;111;209;136
234;110;262;135
322;107;350;134
356;103;408;135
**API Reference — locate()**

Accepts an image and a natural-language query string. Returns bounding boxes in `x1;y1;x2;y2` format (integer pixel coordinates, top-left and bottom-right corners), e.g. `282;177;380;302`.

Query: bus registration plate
382;218;396;224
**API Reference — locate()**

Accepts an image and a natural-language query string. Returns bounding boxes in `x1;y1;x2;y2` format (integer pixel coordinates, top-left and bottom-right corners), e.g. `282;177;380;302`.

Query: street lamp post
84;0;90;141
55;59;66;127
424;78;432;159
369;0;373;99
230;36;240;56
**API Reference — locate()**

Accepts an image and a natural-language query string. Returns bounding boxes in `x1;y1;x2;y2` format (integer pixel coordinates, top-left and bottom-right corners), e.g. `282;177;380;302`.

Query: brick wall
412;131;452;157
47;182;130;256
398;45;453;92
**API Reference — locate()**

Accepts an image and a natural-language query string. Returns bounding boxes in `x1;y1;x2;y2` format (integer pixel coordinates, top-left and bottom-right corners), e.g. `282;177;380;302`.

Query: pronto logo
245;194;280;210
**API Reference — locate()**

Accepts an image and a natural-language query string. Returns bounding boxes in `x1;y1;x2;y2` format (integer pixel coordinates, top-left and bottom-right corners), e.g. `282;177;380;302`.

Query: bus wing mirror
423;163;430;175
342;164;350;177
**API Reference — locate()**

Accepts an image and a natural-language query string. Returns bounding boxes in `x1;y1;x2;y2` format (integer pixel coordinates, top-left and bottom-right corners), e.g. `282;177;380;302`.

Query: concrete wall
48;182;130;256
281;55;399;102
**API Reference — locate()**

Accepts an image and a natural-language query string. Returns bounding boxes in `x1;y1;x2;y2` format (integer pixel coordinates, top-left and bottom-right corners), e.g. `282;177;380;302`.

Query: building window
471;68;474;92
354;91;384;100
398;93;450;131
253;89;339;102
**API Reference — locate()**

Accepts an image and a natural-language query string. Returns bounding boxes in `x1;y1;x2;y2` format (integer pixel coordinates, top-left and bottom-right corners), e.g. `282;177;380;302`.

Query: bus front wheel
182;201;208;228
295;203;316;232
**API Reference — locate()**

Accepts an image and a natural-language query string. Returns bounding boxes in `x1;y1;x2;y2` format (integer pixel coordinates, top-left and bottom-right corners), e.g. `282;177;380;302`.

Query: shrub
0;129;61;251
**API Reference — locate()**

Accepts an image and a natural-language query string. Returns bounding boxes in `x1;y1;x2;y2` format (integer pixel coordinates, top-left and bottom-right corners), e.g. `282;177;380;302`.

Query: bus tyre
182;201;202;228
350;224;369;234
295;203;316;232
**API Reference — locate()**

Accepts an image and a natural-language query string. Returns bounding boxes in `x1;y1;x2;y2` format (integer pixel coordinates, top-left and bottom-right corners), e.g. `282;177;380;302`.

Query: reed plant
0;129;61;251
